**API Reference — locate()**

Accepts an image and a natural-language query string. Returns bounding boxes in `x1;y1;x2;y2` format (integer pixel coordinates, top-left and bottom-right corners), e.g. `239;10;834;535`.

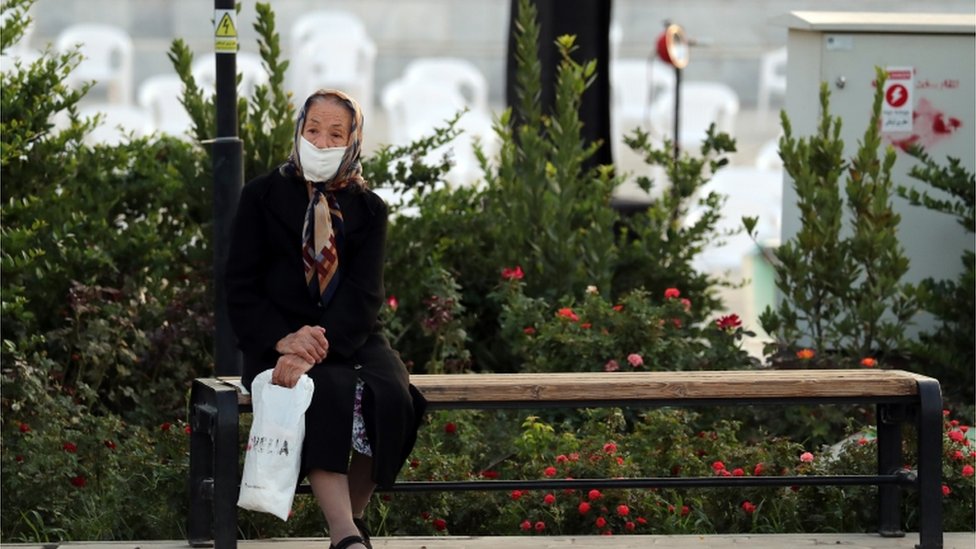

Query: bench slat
220;369;927;406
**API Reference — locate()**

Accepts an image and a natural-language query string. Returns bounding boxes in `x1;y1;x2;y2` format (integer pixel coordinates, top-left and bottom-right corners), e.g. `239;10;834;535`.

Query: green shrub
757;69;917;363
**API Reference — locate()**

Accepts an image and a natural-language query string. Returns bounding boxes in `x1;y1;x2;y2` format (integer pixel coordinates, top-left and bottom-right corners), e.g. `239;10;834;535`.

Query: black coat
225;166;426;487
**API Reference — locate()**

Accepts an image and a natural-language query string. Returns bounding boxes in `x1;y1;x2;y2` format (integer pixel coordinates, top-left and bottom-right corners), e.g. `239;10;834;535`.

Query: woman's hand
271;354;314;388
275;325;329;364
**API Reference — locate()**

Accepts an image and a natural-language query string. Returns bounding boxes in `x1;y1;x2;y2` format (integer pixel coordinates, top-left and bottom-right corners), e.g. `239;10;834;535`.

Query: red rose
543;493;556;505
664;288;680;299
501;266;524;280
510;490;523;501
70;475;87;488
637;516;648;524
616;504;630;516
543;466;557;477
625;521;636;531
523;326;536;335
948;430;965;442
578;502;591;514
420;511;431;520
741;501;756;514
603;442;617;454
753;463;764;475
444;422;457;434
520;519;531;531
942;484;951;496
556;454;568;464
556;307;579;322
962;465;974;477
63;442;78;453
681;505;690;516
588;489;602;501
732;468;744;476
952;450;964;461
595;517;607;528
185;425;192;435
860;357;877;368
160;422;172;432
481;470;499;479
534;521;545;532
432;518;447;531
712;460;725;472
612;304;624;312
15;455;24;463
410;459;420;468
104;440;116;450
18;422;30;433
386;296;398;311
715;314;742;331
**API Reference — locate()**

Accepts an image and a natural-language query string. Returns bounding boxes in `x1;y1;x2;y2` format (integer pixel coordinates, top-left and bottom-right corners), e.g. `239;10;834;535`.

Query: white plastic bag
237;369;314;520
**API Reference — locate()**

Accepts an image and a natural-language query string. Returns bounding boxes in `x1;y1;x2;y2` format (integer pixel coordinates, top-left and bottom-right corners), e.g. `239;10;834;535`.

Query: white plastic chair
138;74;193;139
685;166;783;273
757;47;787;118
55;23;133;104
78;103;154;146
381;77;493;188
610;57;676;155
754;137;783;172
191;52;269;100
403;58;490;115
648;81;740;154
290;11;376;107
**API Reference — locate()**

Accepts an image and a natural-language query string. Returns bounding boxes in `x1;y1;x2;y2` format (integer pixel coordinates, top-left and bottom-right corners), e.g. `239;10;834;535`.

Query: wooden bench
186;369;943;549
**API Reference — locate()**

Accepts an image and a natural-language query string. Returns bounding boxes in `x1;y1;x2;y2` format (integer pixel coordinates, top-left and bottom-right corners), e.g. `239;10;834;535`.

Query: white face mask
299;136;346;183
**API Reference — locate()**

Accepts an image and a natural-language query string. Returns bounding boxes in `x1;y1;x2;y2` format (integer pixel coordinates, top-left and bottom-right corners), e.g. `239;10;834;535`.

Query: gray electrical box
776;11;976;335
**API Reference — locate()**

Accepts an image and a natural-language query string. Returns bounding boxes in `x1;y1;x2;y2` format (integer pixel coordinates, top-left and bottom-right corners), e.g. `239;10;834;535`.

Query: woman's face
302;99;352;149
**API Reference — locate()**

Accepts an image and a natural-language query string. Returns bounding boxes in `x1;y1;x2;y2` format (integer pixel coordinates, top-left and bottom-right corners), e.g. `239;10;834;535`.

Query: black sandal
329;535;366;549
353;517;373;549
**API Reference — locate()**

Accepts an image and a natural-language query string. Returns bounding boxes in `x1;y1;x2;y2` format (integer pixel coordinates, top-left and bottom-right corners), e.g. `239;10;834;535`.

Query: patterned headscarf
293;89;367;306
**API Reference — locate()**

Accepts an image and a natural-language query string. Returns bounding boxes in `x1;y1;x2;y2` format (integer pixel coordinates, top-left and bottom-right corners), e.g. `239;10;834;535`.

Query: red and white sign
882;67;914;132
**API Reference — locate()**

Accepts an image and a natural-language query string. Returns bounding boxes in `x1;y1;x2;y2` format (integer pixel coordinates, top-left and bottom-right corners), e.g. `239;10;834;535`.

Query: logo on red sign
886;84;909;108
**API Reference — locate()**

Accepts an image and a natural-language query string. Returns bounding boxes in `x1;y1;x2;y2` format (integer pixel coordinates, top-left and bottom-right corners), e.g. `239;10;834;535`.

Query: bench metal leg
915;379;943;549
877;403;905;537
187;379;240;549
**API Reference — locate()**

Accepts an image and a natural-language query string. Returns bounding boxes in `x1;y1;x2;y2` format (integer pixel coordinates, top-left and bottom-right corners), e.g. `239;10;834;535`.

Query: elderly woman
226;89;426;549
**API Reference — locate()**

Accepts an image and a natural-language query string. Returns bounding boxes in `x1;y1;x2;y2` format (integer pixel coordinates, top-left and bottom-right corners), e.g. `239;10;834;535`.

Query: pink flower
578;502;591;514
510;490;523;501
741;501;756;514
800;452;814;463
753;463;764;476
519;519;531;531
962;465;974;477
543;466;557;477
556;454;569;464
626;353;644;367
595;517;607;528
712;461;726;472
664;288;681;299
603;442;617;454
612;304;624;312
616;504;630;516
858;438;869;446
625;520;636;531
948;430;965;442
603;359;620;372
680;298;692;311
569;452;580;461
543;493;556;505
942;484;951;496
732;468;744;477
952;450;965;461
588;489;602;501
501;266;524;280
386;295;399;311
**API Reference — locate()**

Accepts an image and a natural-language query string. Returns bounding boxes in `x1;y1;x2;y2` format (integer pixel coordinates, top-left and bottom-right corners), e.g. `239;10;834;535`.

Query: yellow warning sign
214;9;237;54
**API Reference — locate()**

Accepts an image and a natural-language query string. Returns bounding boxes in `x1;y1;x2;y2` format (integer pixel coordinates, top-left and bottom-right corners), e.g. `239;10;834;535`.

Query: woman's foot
352;517;372;549
329;534;367;549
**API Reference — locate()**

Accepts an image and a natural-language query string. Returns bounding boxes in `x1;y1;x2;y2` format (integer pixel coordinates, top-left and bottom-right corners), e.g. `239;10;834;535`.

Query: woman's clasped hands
272;325;329;387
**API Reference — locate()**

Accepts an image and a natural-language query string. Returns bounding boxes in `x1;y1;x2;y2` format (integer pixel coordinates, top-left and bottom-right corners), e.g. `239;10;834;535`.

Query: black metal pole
673;66;681;161
213;0;242;377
